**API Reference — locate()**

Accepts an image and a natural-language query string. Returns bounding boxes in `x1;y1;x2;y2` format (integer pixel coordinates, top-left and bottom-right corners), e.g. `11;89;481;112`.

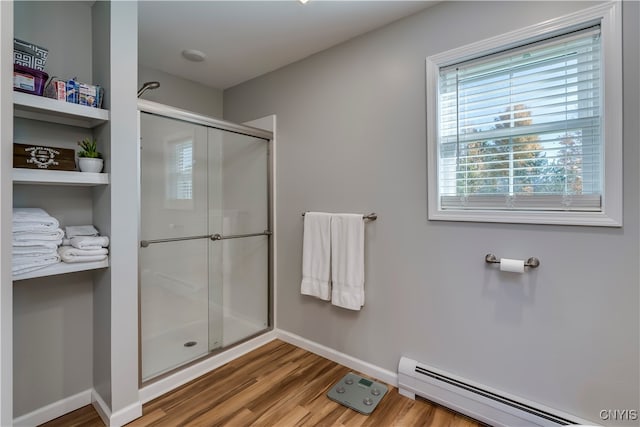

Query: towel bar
302;212;377;221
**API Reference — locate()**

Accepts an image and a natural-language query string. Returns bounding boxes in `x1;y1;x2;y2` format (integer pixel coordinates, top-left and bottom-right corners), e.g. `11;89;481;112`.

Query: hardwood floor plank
38;340;483;427
125;408;167;427
223;408;255;426
38;404;105;427
394;399;436;427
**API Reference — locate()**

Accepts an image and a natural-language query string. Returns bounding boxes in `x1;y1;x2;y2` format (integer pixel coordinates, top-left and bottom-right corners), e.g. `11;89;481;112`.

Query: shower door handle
210;230;272;241
141;230;272;247
140;234;213;248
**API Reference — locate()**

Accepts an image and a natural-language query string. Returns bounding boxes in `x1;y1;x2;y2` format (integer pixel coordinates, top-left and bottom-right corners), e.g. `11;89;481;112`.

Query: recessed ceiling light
299;0;309;4
181;49;207;62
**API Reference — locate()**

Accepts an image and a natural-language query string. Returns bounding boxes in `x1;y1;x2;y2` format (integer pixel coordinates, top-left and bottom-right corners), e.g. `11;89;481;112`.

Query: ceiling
138;1;438;90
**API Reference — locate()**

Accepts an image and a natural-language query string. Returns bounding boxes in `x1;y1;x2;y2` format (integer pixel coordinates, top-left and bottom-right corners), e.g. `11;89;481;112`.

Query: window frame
426;2;622;227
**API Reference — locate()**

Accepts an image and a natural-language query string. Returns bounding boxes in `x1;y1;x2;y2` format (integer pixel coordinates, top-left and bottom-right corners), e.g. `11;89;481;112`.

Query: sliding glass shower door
139;112;269;382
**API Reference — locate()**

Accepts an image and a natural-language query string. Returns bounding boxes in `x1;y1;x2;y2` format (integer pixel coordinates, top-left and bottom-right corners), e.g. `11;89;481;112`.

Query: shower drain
184;341;197;347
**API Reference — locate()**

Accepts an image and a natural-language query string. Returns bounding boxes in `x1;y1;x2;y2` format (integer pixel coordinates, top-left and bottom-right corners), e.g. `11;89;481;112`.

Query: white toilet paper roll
500;258;525;273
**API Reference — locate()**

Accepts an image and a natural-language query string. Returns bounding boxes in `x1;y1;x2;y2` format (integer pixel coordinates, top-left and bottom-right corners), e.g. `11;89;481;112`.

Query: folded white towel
12;208;60;229
300;212;332;301
13;252;59;265
12;240;61;251
330;214;365;311
12;223;61;233
68;236;109;250
58;245;108;257
12;253;61;275
12;247;58;257
13;208;52;222
58;245;108;263
13;207;51;219
65;225;99;238
12;229;65;242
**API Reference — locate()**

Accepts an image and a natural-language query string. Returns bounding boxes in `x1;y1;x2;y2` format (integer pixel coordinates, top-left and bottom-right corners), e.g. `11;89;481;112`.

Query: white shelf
13;168;109;186
12;259;109;281
13;91;109;128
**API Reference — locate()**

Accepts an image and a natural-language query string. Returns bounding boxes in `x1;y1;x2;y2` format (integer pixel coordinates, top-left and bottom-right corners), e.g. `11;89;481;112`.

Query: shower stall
137;100;272;382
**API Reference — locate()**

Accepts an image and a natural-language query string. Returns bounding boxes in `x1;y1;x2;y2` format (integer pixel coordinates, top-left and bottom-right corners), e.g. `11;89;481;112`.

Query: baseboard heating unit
398;357;591;427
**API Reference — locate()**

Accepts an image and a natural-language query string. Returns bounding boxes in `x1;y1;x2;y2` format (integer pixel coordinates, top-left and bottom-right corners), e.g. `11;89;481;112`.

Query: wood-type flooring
41;340;483;427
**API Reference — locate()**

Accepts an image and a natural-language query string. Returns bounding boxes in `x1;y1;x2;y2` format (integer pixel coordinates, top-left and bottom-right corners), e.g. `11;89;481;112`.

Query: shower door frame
136;99;274;387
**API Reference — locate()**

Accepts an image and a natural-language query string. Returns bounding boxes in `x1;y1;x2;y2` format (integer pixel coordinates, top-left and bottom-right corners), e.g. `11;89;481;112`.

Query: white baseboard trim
139;330;278;404
275;329;398;387
91;389;142;427
13;389;92;427
111;400;143;427
91;390;110;426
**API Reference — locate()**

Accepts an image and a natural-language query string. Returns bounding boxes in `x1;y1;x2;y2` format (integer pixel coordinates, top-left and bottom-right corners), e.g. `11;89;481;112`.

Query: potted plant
77;137;103;173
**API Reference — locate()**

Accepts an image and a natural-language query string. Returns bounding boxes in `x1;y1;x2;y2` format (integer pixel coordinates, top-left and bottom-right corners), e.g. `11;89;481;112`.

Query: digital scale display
359;378;373;387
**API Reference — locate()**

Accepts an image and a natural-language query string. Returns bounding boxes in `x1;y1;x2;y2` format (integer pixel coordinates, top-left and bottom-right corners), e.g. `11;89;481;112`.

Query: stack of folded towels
58;225;109;263
12;208;64;276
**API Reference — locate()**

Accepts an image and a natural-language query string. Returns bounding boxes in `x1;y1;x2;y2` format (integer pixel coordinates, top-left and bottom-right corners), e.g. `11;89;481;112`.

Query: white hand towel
58;246;108;263
300;212;332;301
12;253;61;275
12;229;65;242
69;236;110;250
330;214;365;310
12;208;60;229
65;225;99;238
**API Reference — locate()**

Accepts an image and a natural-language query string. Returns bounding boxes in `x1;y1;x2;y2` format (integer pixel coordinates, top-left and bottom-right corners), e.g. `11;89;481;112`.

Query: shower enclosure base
142;315;267;382
140;330;277;403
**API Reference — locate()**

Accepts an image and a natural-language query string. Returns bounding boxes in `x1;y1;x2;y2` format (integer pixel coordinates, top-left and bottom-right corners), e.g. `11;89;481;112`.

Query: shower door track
138;99;273;141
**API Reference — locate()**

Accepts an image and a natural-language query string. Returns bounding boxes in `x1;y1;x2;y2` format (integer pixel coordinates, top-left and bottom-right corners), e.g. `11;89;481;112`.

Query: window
173;140;193;201
165;136;195;210
426;2;622;226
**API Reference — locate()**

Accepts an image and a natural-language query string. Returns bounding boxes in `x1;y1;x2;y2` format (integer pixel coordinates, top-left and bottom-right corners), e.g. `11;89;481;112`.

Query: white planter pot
78;157;104;173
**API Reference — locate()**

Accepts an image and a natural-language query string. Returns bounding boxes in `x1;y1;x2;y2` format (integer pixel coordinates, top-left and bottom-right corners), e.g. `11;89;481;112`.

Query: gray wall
224;1;639;424
14;1;93;84
13;274;93;417
138;64;223;118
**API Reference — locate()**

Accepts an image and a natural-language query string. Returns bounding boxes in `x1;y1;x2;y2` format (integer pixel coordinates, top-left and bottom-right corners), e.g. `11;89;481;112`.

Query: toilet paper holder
485;254;540;269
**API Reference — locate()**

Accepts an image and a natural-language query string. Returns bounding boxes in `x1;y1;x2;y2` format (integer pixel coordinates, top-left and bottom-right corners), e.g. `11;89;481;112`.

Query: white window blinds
438;26;602;211
174;141;193;200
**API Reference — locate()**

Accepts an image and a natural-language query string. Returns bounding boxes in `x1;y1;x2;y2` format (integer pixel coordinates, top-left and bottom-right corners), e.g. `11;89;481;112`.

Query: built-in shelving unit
12;92;111;282
13;168;109;186
13;92;109;128
12;259;110;281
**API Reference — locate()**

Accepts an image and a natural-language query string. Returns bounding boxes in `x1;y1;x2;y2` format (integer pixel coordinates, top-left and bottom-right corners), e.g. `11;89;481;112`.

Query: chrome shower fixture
137;81;160;98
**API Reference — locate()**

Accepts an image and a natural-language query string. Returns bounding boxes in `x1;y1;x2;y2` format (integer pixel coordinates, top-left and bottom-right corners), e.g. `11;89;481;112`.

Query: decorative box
13;38;48;71
13;143;76;171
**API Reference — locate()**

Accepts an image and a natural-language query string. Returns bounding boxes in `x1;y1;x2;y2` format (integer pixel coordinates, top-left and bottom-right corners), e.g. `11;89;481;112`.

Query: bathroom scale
327;372;388;415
